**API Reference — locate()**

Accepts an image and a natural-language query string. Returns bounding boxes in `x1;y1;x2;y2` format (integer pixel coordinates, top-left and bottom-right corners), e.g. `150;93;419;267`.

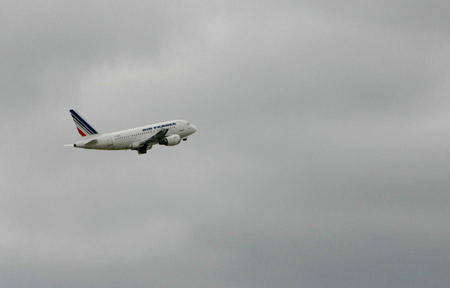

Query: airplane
65;109;197;155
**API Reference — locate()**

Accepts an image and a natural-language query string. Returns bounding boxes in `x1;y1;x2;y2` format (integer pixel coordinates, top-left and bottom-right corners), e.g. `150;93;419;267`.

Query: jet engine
159;134;181;146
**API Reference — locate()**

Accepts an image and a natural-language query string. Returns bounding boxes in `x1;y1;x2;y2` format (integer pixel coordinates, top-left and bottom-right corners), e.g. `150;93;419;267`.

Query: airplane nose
191;124;197;133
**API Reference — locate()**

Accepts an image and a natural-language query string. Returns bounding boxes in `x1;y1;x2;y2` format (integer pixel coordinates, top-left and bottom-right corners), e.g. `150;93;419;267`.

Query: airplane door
107;136;114;150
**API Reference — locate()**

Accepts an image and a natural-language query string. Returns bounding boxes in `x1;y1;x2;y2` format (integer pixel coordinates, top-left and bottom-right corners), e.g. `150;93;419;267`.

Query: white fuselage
74;120;196;150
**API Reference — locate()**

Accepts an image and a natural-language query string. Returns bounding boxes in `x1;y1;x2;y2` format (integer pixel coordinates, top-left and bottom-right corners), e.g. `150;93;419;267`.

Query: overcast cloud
1;1;450;287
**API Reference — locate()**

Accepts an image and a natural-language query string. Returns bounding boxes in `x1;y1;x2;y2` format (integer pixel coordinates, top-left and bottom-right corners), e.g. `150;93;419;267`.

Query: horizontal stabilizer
85;139;98;145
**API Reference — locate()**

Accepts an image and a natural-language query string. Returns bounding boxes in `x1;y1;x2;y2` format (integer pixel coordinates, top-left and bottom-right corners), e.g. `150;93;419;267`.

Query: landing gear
137;144;152;155
183;138;187;141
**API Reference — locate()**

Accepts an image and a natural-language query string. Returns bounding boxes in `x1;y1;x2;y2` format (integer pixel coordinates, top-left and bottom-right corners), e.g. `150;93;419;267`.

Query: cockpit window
187;122;190;125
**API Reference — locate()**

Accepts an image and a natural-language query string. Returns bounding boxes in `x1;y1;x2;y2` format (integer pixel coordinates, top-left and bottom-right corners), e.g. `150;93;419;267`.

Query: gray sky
1;0;450;287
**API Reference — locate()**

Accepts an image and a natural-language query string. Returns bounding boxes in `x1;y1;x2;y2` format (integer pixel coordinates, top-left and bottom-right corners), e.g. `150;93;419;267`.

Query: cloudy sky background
1;0;450;287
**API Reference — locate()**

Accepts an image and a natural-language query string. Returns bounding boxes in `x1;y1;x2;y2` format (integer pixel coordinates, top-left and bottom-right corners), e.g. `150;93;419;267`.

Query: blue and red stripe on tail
70;109;99;137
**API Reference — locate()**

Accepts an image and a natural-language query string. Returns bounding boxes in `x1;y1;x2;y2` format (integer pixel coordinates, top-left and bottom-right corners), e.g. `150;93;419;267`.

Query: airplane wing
131;128;169;154
139;128;168;147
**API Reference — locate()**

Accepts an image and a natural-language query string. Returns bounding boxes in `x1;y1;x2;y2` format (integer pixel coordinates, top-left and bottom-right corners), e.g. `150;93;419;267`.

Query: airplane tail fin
69;109;100;137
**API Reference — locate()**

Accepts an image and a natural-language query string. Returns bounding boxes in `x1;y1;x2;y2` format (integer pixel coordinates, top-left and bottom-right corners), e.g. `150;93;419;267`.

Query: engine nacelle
159;134;181;146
